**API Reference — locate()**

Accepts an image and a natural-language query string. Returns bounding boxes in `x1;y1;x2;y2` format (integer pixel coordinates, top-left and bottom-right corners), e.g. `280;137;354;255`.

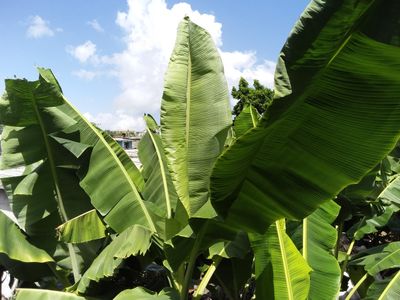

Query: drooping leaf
0;74;95;280
161;17;231;217
0;210;53;263
76;224;153;293
211;0;400;233
208;231;250;260
302;201;341;300
350;242;400;275
252;220;311;300
354;207;397;240
365;270;400;300
208;234;253;300
15;289;88;300
101;132;144;192
0;209;57;281
37;68;156;233
233;104;260;138
113;287;179;300
353;176;400;239
139;114;179;221
56;209;107;243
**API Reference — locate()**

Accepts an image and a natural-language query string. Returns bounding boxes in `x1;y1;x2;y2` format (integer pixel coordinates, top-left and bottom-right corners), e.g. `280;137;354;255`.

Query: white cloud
72;69;98;80
221;51;275;90
79;0;275;131
84;111;145;131
26;15;57;39
67;41;97;63
87;19;104;32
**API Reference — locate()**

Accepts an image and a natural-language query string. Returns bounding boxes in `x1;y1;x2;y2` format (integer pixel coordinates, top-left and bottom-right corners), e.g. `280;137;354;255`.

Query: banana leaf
251;219;311;300
76;224;153;294
233;104;260;138
161;17;231;217
302;201;341;300
211;0;400;233
15;289;89;300
0;74;96;279
0;210;55;281
350;242;400;276
365;270;400;300
56;209;107;243
113;287;179;300
140;115;177;216
37;68;156;233
351;173;400;240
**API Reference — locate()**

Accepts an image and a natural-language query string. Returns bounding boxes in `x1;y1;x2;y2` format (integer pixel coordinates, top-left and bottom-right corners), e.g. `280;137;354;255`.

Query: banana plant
1;0;400;299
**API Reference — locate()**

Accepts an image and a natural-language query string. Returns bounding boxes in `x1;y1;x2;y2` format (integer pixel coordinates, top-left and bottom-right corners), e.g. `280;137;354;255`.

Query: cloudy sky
0;0;310;130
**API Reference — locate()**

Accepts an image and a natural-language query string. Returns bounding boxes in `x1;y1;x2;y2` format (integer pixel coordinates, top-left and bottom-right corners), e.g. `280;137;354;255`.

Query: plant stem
345;273;367;300
193;255;223;300
340;238;355;282
335;220;344;259
340;217;365;281
180;223;208;300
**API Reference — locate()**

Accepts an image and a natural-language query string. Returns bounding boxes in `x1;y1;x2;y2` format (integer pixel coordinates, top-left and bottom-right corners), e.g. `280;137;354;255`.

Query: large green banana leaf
0;211;53;263
208;233;252;300
349;242;400;299
15;289;89;300
211;0;400;233
113;287;179;300
138;115;188;241
0;210;55;280
365;270;400;300
56;209;107;243
353;175;400;239
302;201;341;300
251;219;311;300
37;68;156;233
76;224;152;294
161;17;231;217
139;116;181;219
350;242;400;275
233;104;260;139
0;75;95;279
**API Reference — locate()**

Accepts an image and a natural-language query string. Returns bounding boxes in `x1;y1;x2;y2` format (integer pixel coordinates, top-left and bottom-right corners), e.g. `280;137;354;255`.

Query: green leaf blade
252;220;311;300
56;209;107;243
161;17;231;217
303;201;341;300
0;211;53;264
15;289;87;300
211;0;400;233
76;224;153;294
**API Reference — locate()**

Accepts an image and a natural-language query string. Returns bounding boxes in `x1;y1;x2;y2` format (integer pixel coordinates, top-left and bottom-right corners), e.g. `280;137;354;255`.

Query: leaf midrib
31;83;81;282
146;126;172;219
184;19;192;214
276;219;294;300
31;86;68;223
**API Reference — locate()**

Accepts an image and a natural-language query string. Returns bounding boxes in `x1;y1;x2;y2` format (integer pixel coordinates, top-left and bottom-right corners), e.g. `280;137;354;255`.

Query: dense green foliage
231;77;274;118
1;1;400;299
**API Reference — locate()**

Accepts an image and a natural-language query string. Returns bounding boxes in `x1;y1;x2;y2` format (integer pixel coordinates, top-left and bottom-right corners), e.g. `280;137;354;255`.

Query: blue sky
0;0;310;130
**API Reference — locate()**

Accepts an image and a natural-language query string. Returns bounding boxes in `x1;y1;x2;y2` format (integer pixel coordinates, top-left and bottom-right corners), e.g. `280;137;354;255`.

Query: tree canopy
231;77;274;117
